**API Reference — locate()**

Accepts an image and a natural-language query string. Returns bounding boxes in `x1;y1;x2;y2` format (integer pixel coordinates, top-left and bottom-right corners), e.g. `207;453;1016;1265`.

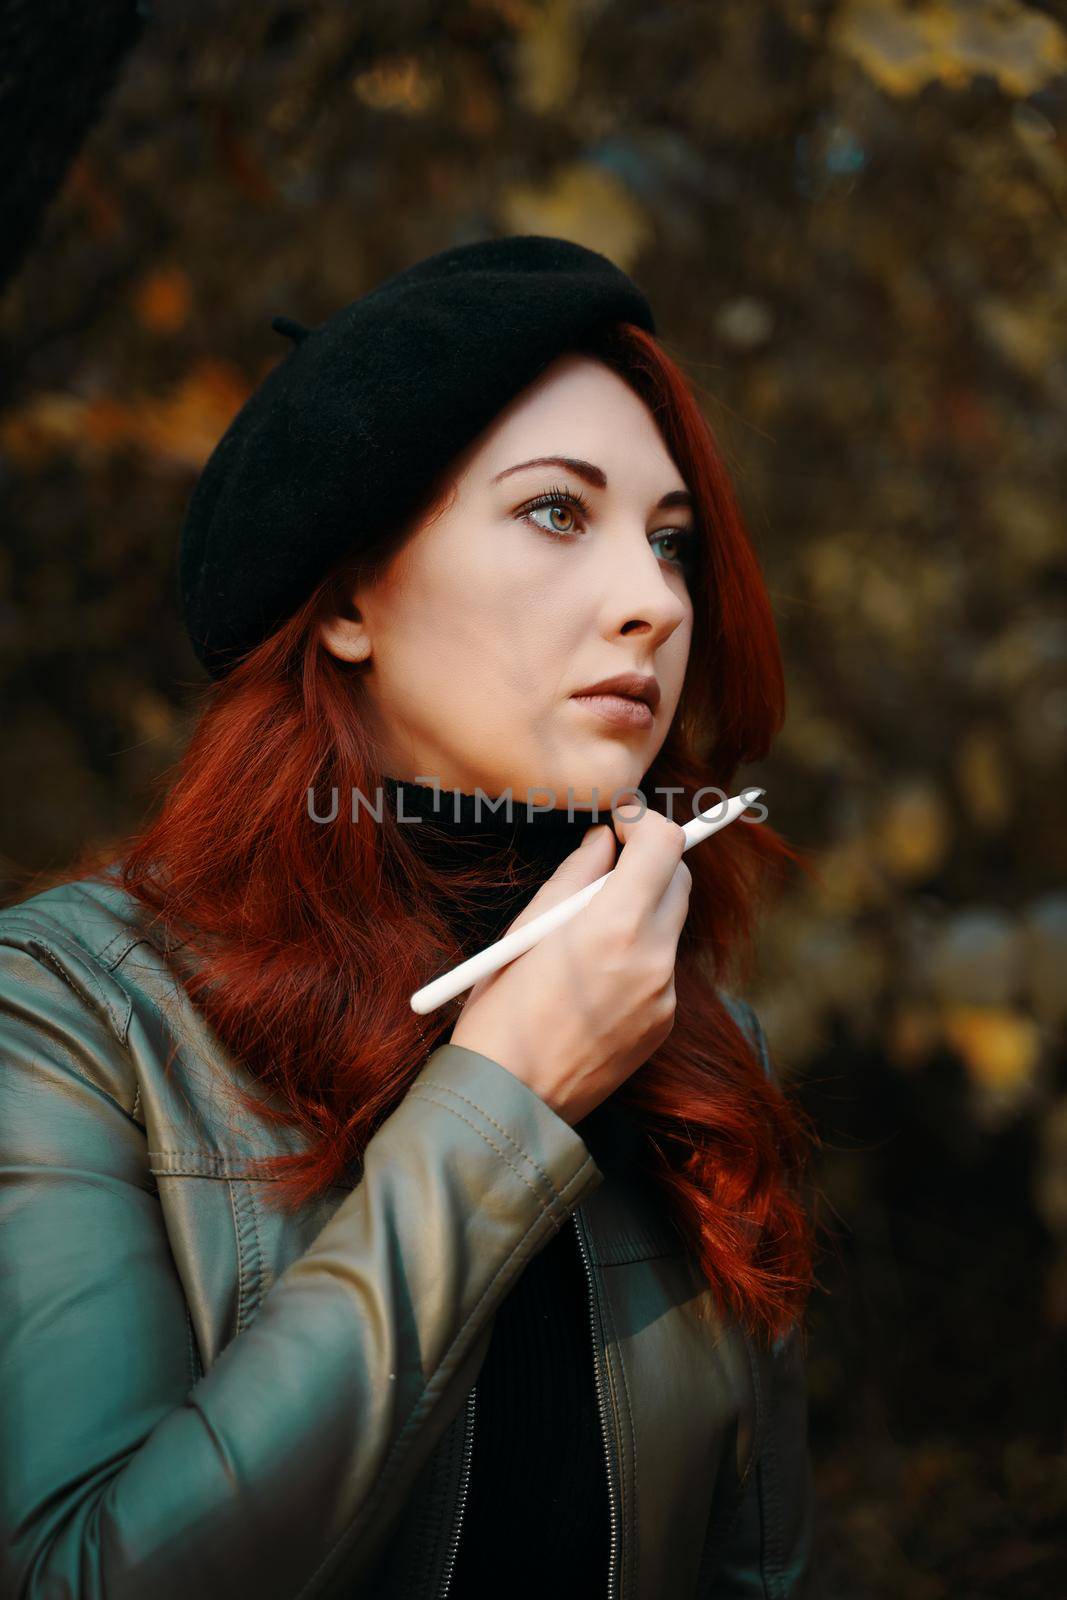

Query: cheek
379;584;517;717
434;549;567;683
492;588;581;708
386;533;586;723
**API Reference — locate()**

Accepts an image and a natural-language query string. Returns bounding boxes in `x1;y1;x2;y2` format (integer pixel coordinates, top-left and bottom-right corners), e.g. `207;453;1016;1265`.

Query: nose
595;531;691;649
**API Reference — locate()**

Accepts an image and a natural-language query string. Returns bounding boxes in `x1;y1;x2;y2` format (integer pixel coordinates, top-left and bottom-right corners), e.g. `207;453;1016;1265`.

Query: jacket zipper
437;1213;621;1600
573;1209;621;1600
436;1381;477;1600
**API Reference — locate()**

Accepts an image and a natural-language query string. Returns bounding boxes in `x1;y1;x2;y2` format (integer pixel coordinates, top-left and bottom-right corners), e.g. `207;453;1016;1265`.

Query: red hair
39;322;821;1347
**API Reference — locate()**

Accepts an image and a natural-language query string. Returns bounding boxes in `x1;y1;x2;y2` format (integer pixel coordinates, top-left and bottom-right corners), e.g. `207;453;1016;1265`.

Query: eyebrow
492;455;693;513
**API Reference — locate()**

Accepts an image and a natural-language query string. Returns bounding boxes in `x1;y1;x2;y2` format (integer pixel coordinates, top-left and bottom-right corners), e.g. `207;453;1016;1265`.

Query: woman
0;235;821;1598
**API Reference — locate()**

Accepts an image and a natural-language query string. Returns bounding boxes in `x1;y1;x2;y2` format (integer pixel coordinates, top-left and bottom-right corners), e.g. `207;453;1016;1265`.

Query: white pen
409;786;766;1015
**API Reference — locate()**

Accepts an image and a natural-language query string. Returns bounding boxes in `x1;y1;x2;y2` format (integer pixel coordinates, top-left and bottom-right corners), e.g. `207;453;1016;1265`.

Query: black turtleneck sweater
382;777;613;1598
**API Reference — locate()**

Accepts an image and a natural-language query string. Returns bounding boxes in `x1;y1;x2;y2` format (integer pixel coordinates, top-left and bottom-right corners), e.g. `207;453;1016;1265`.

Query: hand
450;802;691;1125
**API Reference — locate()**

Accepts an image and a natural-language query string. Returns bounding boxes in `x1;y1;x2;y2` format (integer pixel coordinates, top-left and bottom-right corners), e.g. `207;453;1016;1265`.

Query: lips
570;693;654;731
570;672;661;712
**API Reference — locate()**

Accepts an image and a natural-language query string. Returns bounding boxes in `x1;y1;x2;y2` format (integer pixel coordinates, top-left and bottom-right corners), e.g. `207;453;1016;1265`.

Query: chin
540;759;648;815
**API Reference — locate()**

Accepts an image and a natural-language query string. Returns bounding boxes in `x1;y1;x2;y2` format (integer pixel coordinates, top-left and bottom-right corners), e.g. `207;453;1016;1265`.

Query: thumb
611;798;648;847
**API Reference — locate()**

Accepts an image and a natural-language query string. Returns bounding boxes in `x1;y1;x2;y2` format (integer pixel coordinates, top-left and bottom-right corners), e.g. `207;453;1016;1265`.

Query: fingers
651;858;693;943
599;802;686;919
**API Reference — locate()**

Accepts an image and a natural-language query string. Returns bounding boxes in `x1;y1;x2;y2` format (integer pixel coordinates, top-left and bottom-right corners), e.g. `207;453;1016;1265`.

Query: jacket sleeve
701;1000;823;1599
0;934;604;1600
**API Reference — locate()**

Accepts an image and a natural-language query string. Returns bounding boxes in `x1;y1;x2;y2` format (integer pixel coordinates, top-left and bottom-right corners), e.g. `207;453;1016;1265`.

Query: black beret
178;234;657;679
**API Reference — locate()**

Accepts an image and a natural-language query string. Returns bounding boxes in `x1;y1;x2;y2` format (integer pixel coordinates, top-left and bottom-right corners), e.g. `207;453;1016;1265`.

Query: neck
381;774;598;957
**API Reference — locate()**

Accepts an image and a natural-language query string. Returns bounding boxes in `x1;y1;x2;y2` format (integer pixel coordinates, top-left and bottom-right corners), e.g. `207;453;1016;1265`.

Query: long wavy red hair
38;320;821;1347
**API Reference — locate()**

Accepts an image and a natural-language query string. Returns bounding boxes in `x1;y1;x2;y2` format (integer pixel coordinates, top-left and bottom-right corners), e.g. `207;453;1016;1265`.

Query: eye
517;483;593;538
650;528;699;575
515;483;699;578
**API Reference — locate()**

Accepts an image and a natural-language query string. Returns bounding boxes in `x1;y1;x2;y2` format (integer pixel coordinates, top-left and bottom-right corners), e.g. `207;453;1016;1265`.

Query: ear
318;609;372;664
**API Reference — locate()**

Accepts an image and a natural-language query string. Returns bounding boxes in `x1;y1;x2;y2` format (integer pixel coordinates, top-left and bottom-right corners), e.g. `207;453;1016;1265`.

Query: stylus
409;787;765;1015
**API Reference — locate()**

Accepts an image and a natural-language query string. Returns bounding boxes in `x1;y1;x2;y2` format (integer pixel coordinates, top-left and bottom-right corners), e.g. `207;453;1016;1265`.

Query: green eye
650;528;698;573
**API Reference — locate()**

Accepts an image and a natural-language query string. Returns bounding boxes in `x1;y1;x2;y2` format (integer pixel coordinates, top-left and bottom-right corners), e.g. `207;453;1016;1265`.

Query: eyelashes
518;481;595;528
515;482;699;574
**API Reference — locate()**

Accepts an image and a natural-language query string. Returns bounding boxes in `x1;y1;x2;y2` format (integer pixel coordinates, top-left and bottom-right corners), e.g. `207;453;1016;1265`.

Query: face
319;352;696;812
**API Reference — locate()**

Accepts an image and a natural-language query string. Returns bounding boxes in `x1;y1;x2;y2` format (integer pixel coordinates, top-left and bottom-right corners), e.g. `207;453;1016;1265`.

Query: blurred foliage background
1;0;1066;1593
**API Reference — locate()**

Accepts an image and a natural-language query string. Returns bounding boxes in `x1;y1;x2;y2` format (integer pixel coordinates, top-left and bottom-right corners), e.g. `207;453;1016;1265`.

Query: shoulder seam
0;921;133;1043
0;916;144;1127
0;876;148;969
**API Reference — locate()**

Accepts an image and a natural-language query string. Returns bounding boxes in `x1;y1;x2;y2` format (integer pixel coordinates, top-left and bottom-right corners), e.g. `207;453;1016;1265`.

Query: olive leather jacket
0;870;821;1599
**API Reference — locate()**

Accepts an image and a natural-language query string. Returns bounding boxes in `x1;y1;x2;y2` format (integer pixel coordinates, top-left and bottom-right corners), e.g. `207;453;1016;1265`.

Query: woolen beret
178;233;657;678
